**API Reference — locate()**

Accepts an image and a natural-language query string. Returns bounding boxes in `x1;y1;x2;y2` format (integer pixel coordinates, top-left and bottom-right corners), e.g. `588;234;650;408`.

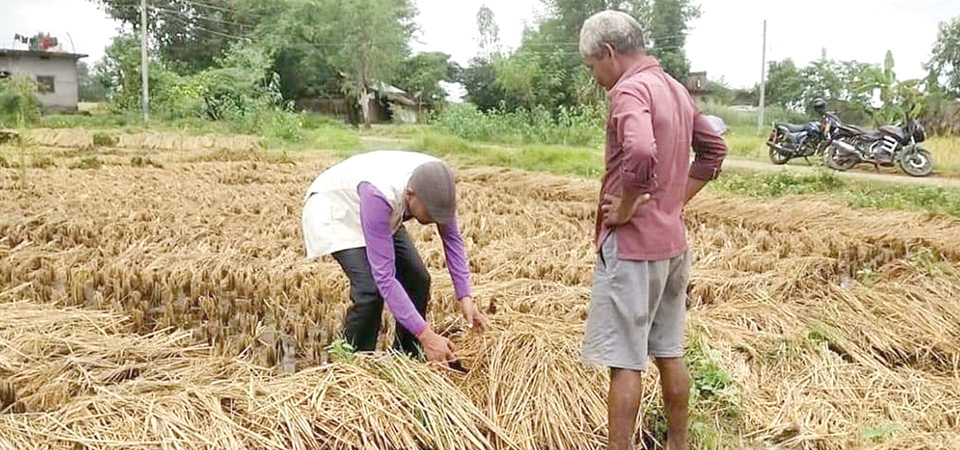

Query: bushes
0;75;42;127
93;132;118;147
433;102;604;147
699;99;809;128
96;34;304;143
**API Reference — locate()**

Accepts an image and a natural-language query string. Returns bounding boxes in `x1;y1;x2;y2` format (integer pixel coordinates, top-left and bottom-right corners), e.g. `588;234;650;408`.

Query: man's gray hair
579;10;645;58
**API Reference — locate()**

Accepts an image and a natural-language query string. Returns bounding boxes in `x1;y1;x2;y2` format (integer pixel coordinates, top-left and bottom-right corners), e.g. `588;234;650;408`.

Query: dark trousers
331;227;431;356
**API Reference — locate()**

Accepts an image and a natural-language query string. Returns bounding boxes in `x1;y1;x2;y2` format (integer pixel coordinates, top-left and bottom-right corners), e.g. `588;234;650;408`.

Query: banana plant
856;51;925;126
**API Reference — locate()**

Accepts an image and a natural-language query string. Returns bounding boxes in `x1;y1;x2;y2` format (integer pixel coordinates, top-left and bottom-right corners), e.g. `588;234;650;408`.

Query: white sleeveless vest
301;150;440;258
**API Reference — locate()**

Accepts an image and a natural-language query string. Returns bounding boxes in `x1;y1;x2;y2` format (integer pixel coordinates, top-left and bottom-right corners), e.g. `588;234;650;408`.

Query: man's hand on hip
601;193;651;226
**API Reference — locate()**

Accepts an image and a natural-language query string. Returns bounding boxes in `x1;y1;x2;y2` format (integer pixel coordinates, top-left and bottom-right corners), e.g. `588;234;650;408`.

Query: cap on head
408;161;457;225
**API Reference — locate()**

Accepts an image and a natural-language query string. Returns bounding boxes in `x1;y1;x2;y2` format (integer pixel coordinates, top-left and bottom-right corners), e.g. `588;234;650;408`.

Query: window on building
37;76;55;93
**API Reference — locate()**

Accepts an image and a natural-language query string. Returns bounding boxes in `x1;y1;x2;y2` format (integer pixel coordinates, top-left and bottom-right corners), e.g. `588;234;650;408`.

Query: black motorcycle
824;118;933;177
766;115;835;165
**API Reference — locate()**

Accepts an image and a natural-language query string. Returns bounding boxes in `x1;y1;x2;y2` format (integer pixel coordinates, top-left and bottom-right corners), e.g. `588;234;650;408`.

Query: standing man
578;11;727;450
302;150;487;364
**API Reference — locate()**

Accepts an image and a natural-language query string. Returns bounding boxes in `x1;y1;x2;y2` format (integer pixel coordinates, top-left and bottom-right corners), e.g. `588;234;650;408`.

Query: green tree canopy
394;52;460;104
257;0;417;125
88;0;256;73
926;16;960;96
462;0;698;113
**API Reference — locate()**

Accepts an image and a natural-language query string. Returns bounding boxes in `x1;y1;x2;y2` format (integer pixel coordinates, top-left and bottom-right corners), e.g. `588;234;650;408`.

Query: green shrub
29;154;56;168
130;155;163;168
0;75;42;126
97;34;305;143
71;156;103;169
93;132;119;147
433;102;604;147
711;169;845;197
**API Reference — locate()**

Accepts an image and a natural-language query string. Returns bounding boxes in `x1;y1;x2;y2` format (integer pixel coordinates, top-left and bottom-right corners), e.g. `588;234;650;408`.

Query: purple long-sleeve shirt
357;182;473;336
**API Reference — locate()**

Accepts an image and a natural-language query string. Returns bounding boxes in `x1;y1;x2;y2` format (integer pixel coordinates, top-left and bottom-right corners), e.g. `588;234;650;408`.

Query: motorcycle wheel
824;143;857;171
899;148;934;177
768;144;790;165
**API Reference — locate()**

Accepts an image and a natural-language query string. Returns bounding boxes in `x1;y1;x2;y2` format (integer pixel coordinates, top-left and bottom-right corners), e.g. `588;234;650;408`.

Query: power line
159;13;250;41
178;0;237;14
507;34;688;47
150;5;251;29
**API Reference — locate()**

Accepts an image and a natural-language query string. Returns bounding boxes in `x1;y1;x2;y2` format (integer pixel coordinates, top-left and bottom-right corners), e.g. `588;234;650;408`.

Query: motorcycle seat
784;131;807;143
878;125;905;140
845;124;872;134
840;124;882;140
776;122;807;133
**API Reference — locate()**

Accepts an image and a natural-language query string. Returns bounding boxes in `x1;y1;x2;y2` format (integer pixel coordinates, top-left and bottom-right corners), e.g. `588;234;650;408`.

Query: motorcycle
824;118;933;177
766;115;836;165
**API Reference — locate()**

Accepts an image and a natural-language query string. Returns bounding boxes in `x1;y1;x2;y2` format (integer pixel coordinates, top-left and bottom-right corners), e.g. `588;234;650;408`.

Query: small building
0;49;88;112
296;79;425;125
683;71;711;103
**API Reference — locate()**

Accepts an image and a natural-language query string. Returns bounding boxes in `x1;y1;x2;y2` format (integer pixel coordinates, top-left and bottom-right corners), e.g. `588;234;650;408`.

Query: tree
77;61;109;103
476;5;501;57
647;0;700;80
471;1;639;112
926;16;960;97
88;0;253;73
265;0;416;127
394;52;460;104
95;33;147;111
461;57;503;112
462;1;698;112
858;51;925;125
538;0;652;45
764;59;805;110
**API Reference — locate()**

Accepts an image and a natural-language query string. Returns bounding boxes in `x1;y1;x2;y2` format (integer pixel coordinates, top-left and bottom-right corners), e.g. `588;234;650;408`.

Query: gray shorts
581;232;692;371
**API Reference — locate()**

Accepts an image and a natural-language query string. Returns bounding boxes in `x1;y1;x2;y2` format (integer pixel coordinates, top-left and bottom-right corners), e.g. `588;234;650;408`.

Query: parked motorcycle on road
766;115;836;165
824;118;933;177
766;98;838;165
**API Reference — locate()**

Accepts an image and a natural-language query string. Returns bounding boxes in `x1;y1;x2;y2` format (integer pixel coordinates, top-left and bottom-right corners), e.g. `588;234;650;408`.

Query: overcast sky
2;0;957;88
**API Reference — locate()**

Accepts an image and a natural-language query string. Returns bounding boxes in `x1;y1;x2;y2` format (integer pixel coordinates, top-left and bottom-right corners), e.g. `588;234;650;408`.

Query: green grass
927;135;960;174
275;124;362;152
395;129;604;177
709;168;845;197
699;100;809;128
711;168;960;219
860;422;901;442
723;124;769;160
432;102;605;147
70;155;104;170
682;323;743;449
92;131;119;147
362;123;430;139
39;113;234;134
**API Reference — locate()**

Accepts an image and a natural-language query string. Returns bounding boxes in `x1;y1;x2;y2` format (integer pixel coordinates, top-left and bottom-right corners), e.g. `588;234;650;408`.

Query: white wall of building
0;54;81;111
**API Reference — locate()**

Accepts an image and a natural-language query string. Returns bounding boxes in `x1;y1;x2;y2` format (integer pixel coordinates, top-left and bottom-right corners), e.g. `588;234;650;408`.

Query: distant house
683;71;711;103
0;49;88;111
296;79;424;125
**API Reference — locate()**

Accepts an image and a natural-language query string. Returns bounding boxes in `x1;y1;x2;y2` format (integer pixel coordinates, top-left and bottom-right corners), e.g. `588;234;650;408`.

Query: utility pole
757;19;767;134
141;0;149;123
